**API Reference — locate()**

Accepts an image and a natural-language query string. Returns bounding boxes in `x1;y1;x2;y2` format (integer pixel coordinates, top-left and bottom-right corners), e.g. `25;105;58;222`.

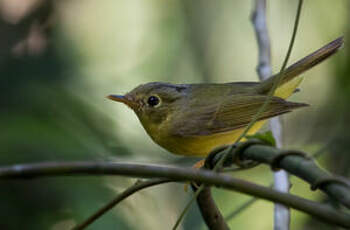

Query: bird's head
108;82;188;126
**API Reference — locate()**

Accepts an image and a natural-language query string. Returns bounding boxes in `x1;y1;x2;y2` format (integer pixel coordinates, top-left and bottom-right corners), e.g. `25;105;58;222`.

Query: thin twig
279;0;304;73
72;178;172;230
251;0;293;229
1;160;350;227
172;185;203;230
225;196;258;221
175;0;304;227
214;0;303;172
272;0;303;227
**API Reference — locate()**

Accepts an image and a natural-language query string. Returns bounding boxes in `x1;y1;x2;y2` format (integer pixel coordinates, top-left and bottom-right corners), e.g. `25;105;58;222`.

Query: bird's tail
257;36;344;99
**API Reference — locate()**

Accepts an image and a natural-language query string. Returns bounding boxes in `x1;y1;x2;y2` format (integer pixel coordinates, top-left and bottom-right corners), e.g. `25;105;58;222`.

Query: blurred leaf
246;130;276;146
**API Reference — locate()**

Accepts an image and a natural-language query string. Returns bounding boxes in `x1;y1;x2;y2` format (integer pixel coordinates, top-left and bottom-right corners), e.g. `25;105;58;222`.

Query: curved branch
212;142;350;209
72;178;172;230
224;143;332;222
246;145;350;208
0;161;349;227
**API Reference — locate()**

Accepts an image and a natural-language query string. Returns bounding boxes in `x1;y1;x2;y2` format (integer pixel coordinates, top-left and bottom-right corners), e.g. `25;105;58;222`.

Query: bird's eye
147;95;160;107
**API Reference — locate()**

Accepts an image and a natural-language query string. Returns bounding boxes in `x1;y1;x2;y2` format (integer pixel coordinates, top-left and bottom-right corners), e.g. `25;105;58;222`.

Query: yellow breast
153;120;266;157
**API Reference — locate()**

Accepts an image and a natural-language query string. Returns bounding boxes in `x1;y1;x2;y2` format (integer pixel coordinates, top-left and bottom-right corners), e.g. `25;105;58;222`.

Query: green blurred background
0;0;349;229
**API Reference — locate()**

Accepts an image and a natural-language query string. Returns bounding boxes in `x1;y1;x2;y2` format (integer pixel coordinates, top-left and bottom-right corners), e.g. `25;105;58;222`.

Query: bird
108;37;343;157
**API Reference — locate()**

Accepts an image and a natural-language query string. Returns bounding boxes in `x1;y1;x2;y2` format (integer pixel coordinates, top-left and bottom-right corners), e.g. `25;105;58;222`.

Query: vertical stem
252;0;272;80
271;118;290;230
251;0;290;229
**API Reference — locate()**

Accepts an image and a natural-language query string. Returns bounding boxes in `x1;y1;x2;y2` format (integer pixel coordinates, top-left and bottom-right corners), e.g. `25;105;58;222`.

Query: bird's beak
107;94;137;109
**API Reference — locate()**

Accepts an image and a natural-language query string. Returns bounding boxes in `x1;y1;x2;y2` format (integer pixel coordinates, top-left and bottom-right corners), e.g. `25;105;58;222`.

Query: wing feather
172;95;307;137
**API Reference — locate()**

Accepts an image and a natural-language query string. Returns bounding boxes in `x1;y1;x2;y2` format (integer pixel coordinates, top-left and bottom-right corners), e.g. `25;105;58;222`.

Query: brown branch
0;161;350;227
192;185;230;230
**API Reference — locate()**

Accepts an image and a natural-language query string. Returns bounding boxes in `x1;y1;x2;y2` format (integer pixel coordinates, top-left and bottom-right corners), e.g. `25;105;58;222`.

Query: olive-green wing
172;95;307;137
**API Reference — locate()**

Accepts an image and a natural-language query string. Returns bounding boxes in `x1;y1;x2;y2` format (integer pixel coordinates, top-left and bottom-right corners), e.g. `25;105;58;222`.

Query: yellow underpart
165;121;266;157
274;77;303;99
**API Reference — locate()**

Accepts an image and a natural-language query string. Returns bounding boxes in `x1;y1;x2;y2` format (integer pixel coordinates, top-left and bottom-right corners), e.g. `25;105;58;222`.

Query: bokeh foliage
0;1;348;229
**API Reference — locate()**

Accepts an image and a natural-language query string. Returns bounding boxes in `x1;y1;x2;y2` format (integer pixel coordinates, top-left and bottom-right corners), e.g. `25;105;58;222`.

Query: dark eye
147;95;160;107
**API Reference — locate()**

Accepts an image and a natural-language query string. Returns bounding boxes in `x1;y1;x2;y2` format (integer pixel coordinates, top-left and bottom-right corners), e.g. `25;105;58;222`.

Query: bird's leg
184;159;206;192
